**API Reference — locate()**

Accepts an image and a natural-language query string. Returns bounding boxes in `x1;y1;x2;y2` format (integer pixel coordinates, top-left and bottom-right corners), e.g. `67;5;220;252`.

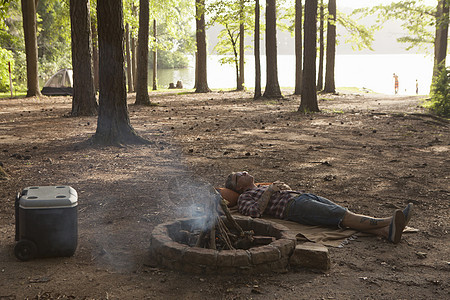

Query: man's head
225;171;255;194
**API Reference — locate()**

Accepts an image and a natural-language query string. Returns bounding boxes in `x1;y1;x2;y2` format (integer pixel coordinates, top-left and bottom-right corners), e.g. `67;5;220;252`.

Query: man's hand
269;181;291;192
257;181;291;216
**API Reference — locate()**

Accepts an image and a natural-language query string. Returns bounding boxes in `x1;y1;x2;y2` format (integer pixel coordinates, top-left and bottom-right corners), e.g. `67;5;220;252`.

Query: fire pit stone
149;216;296;274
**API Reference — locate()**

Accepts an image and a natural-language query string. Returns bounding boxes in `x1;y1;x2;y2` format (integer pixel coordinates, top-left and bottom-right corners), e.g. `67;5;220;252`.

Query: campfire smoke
150;177;296;274
192;187;254;250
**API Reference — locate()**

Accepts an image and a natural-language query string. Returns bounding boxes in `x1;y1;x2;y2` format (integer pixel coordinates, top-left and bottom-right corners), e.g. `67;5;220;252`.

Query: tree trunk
224;26;240;89
254;0;262;99
131;3;138;91
317;0;324;91
91;22;100;92
263;0;282;99
194;52;198;89
232;36;239;89
131;36;137;91
152;19;157;91
433;0;449;77
299;0;319;112
234;56;239;89
238;23;245;90
238;0;245;91
126;23;134;93
21;0;40;97
294;0;303;95
70;0;98;116
92;0;147;145
324;0;336;93
195;0;211;93
135;0;151;105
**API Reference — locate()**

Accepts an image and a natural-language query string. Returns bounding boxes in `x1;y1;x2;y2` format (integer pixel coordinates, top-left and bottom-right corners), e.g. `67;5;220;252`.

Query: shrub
427;65;450;118
151;51;190;69
0;47;14;92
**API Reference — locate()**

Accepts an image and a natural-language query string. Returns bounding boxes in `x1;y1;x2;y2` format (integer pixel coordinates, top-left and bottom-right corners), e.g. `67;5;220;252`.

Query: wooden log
253;236;276;245
217;217;234;250
219;199;245;236
195;230;207;248
209;224;216;250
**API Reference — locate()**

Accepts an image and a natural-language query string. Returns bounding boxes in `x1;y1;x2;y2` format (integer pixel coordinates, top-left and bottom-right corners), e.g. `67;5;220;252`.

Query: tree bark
324;0;336;93
131;3;138;91
294;0;303;95
126;23;134;93
21;0;41;97
263;0;282;99
433;0;449;77
254;0;262;99
131;36;137;91
152;19;157;91
92;0;147;145
317;0;324;91
228;29;239;89
299;0;319;112
194;52;198;88
238;0;245;91
70;0;98;116
91;21;99;92
135;0;151;105
195;0;211;93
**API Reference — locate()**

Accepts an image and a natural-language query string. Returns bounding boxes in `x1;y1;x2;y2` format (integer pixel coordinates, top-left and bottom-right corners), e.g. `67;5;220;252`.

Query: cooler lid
19;186;78;209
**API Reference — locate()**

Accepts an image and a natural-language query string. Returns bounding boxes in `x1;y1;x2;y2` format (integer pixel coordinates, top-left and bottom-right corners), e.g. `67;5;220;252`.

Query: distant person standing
416;79;419;95
393;73;399;94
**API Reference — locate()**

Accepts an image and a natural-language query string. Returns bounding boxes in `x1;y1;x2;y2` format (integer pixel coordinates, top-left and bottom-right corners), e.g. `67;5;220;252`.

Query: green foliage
209;0;254;70
0;47;13;92
11;51;27;91
0;1;10;30
214;23;239;60
123;0;139;35
353;1;436;52
150;50;190;69
1;1;22;53
145;0;195;69
0;2;21;92
337;10;375;51
279;2;375;52
37;0;72;76
1;0;71;89
2;0;194;89
427;64;450;118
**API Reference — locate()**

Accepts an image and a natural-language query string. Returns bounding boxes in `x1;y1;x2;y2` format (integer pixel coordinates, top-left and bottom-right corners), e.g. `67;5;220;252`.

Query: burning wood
193;187;255;250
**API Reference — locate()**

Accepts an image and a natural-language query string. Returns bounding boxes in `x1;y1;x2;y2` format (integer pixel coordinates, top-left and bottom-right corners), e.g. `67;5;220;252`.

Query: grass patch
0;91;27;99
336;87;376;94
264;100;279;105
321;109;345;114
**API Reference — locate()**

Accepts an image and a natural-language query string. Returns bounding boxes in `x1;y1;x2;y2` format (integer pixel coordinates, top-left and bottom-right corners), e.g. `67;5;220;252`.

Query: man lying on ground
225;171;413;244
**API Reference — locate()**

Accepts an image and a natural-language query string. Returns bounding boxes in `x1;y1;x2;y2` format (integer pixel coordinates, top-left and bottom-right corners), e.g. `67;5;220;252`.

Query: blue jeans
284;193;347;227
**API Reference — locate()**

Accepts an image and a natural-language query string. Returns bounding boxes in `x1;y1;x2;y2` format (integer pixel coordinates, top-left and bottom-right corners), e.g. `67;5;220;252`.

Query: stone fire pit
149;216;296;274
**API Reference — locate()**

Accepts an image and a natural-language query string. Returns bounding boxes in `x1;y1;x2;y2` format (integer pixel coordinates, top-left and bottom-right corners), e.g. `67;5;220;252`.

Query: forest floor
0;89;449;299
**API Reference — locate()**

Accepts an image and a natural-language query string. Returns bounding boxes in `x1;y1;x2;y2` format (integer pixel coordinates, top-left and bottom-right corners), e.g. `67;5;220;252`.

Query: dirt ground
0;90;448;299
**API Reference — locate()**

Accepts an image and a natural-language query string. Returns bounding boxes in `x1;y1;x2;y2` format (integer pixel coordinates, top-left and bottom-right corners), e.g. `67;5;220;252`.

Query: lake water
155;54;438;95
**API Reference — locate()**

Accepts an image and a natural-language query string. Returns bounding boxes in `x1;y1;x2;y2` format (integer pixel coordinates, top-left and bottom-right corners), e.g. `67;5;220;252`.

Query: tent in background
41;69;73;96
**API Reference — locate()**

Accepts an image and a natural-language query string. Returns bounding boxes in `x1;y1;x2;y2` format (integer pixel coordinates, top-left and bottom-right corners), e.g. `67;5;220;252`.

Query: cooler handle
15;192;20;241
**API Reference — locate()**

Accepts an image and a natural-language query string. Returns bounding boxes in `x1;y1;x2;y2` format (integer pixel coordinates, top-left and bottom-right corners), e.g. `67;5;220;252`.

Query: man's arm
257;187;275;215
257;181;291;215
238;192;263;218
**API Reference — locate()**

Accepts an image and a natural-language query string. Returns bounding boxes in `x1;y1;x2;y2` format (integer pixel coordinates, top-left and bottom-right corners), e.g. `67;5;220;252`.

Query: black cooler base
15;186;78;261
